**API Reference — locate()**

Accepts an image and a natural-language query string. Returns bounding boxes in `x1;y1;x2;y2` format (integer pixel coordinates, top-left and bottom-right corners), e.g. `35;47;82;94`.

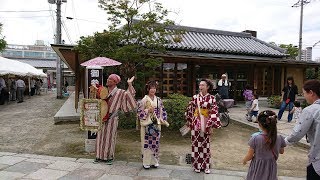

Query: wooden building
52;25;320;104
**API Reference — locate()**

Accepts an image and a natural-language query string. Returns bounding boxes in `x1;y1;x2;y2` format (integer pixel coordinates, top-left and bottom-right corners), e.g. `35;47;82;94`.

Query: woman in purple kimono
137;81;169;169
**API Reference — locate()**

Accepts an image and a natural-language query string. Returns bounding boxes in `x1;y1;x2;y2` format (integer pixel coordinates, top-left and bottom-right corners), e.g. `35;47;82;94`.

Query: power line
48;4;56;42
71;0;81;37
66;17;108;24
61;20;73;44
0;10;52;13
0;15;51;18
314;40;320;47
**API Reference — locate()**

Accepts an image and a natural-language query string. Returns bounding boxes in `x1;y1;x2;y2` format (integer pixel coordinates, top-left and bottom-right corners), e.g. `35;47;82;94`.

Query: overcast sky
0;0;319;60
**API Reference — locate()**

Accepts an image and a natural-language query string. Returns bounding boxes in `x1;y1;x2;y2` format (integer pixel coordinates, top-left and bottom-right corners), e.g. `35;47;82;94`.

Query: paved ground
0;152;304;180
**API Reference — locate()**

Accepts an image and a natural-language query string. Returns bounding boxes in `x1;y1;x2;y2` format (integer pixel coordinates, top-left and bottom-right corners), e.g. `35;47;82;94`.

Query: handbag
285;98;290;104
180;124;190;136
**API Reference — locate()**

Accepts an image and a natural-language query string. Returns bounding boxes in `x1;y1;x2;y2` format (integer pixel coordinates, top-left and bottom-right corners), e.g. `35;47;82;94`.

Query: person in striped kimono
185;79;221;174
94;74;137;165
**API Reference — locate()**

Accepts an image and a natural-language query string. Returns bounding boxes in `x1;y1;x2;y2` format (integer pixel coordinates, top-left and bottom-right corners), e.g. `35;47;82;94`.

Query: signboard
80;98;103;132
85;67;103;98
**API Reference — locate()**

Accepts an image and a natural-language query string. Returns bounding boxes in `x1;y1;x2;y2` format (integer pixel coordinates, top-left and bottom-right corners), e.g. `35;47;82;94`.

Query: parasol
80;57;122;67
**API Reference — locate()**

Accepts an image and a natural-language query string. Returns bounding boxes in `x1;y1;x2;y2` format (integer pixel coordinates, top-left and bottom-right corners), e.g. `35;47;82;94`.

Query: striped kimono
95;85;136;160
185;93;221;171
137;95;168;167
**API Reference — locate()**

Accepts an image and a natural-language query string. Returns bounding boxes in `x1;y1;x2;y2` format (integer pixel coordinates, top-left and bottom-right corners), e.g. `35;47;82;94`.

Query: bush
118;111;137;129
163;93;191;131
267;95;282;109
301;100;310;109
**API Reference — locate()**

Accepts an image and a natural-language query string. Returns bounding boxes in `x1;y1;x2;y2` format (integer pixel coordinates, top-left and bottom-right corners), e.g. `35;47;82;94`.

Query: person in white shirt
16;78;26;103
248;94;259;123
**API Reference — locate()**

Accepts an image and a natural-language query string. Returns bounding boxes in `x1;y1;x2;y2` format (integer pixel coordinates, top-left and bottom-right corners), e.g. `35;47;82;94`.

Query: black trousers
307;164;320;180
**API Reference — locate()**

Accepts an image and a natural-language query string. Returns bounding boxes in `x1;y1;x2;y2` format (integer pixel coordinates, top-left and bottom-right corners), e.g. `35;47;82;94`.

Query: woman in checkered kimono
185;79;221;174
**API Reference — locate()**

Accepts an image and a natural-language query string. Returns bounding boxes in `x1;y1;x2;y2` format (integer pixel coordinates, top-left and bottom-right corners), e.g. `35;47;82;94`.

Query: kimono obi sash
194;108;209;118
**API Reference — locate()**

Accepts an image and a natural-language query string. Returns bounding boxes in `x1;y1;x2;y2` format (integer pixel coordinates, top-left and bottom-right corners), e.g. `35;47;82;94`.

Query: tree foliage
279;44;298;59
76;0;181;96
0;23;7;52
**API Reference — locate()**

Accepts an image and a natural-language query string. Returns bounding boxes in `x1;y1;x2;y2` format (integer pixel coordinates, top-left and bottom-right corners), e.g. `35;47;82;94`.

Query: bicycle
215;94;230;127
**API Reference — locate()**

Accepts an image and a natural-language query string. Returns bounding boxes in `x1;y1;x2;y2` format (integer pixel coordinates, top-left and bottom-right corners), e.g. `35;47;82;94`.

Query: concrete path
0;152;304;180
53;92;80;124
228;105;309;147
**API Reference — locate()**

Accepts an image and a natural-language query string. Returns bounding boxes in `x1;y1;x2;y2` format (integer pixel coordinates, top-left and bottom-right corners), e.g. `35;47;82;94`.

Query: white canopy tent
0;56;47;77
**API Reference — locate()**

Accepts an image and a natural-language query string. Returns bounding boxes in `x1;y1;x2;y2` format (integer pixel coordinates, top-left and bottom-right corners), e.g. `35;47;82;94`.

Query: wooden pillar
262;67;265;96
173;62;177;93
192;63;197;95
74;52;80;111
187;62;194;96
272;66;275;95
233;65;238;100
160;63;164;98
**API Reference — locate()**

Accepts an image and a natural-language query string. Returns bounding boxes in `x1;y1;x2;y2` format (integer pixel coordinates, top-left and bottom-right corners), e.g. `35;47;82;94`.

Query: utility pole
292;0;310;61
48;0;66;98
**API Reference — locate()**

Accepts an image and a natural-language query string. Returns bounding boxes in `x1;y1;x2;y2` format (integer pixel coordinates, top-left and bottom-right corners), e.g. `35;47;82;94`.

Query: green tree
76;0;181;95
0;23;7;52
279;44;298;59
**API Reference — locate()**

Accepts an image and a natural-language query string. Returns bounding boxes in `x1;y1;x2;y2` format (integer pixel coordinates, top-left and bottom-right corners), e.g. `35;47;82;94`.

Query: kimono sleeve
137;98;147;120
206;95;221;129
120;85;137;112
185;95;196;127
159;98;167;121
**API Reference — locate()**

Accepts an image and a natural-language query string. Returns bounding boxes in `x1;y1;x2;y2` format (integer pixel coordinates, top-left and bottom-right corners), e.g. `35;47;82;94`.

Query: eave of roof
150;50;320;66
162;25;287;57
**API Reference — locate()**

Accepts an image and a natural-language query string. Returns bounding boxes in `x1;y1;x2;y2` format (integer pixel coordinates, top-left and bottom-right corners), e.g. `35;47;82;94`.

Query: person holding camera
278;77;298;122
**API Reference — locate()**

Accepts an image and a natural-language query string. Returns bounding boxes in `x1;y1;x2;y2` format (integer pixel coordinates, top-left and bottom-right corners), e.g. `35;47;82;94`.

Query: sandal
106;159;113;165
205;169;210;174
93;158;101;164
143;165;150;169
194;169;200;173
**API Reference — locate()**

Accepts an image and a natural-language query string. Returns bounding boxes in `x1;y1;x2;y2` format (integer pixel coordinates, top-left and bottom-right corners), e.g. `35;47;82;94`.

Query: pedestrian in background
278;77;298;122
217;74;231;99
243;84;253;119
247;94;259;123
16;78;25;103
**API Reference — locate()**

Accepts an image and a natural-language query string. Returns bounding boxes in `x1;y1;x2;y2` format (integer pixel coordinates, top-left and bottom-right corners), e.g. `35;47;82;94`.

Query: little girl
243;84;253;119
248;94;259;122
243;110;286;180
290;101;302;123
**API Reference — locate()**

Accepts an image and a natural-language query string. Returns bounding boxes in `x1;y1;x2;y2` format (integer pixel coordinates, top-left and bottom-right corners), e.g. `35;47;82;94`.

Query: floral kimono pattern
137;95;168;167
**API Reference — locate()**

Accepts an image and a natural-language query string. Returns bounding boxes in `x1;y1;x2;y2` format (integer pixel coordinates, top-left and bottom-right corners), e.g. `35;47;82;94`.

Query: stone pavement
0;152;304;180
228;105;309;148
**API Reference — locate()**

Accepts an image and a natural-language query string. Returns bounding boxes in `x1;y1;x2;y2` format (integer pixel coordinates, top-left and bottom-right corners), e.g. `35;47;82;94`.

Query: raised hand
127;76;135;85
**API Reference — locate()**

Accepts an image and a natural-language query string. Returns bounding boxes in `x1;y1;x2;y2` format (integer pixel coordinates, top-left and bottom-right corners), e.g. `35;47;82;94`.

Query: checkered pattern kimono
95;85;136;160
137;95;167;166
185;93;221;170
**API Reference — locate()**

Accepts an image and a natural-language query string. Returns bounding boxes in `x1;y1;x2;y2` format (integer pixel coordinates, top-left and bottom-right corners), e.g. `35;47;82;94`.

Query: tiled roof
163;25;287;57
